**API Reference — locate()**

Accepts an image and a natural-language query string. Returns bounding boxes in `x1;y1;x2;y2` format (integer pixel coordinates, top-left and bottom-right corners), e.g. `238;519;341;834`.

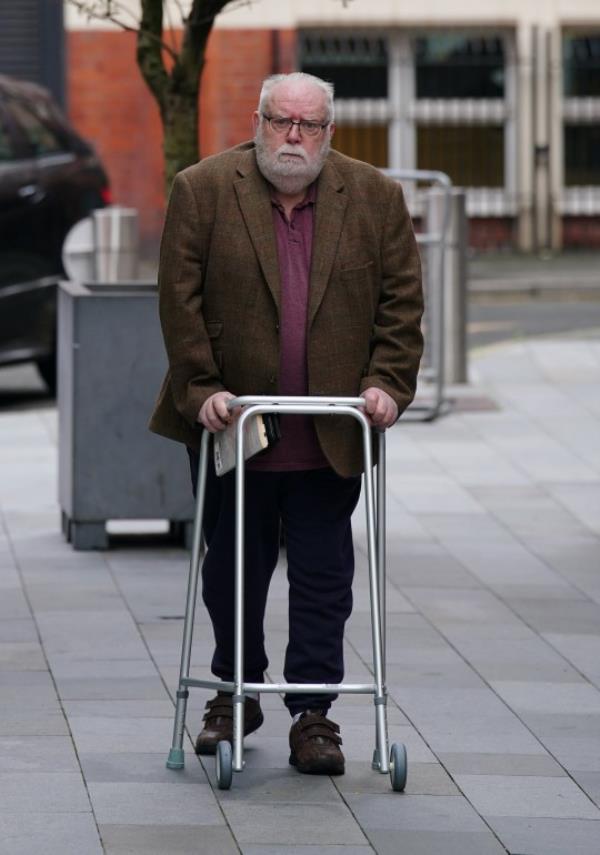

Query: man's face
253;82;335;196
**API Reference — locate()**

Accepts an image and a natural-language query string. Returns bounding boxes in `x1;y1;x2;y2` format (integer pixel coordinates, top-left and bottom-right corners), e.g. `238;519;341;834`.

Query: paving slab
438;752;566;777
535;734;600;773
490;680;600;715
0;812;102;855
343;793;489;833
0;619;38;643
241;847;374;855
542;632;600;686
0;710;70;737
0;735;81;773
455;773;600;819
395;687;548;755
68;715;174;754
0;669;58;703
222;802;369;846
87;781;223;825
364;829;507;855
0;641;46;670
216;766;340;801
570;771;600;807
99;824;238;855
488;816;600;855
79;751;206;784
335;761;459;796
0;771;90;812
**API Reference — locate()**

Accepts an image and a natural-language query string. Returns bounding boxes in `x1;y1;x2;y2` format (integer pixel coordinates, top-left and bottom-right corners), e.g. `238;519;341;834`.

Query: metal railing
382;168;453;420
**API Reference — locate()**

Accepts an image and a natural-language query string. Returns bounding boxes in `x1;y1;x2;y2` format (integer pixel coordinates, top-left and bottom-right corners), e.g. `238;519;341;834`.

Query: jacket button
269;375;276;384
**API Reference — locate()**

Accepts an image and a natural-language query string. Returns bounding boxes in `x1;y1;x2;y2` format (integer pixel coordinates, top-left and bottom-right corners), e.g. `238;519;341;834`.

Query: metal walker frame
166;395;407;791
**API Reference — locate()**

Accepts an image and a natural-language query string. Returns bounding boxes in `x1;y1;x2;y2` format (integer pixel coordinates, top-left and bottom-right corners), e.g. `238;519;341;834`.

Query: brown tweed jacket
149;142;423;477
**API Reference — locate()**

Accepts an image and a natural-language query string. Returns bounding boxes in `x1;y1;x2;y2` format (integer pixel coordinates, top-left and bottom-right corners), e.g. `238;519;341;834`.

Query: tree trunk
162;86;201;195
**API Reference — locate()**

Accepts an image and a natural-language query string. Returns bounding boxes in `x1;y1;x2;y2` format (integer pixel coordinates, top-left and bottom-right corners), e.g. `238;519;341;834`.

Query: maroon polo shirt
248;182;328;472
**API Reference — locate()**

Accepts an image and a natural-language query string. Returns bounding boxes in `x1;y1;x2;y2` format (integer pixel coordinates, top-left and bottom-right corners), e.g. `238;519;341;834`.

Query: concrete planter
58;280;193;549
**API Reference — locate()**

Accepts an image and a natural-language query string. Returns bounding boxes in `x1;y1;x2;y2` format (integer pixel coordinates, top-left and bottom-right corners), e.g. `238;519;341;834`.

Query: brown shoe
289;711;345;775
194;693;263;756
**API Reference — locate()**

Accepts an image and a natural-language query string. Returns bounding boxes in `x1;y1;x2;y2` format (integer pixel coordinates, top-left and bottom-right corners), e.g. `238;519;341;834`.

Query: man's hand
197;391;239;433
361;387;398;429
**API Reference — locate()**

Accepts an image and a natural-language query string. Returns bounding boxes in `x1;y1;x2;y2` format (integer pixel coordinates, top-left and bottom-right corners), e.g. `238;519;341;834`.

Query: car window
5;98;64;156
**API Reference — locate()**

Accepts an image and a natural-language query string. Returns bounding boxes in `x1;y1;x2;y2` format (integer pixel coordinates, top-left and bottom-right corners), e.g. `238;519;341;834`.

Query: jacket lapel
234;150;280;311
309;159;347;327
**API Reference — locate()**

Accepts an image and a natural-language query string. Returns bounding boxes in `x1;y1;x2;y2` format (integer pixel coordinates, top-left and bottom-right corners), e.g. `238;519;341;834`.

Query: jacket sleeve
359;179;424;415
157;170;225;426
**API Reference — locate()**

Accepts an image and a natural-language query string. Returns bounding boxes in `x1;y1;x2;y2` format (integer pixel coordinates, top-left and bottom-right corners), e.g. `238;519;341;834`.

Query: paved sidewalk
469;251;600;299
1;335;600;855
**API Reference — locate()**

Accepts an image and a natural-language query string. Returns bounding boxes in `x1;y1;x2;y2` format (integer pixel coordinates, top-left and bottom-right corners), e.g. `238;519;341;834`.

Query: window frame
301;28;518;218
559;30;600;215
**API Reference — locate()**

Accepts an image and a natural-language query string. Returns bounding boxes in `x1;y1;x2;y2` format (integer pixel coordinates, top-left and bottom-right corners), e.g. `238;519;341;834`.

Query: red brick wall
200;29;297;156
67;30;164;249
67;27;297;249
562;216;600;248
468;217;515;251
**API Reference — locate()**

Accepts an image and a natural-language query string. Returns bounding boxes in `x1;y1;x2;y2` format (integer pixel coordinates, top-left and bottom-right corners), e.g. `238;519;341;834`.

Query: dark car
0;75;110;391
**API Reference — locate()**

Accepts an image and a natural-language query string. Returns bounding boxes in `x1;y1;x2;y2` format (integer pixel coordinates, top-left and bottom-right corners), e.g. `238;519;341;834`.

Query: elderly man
150;72;423;775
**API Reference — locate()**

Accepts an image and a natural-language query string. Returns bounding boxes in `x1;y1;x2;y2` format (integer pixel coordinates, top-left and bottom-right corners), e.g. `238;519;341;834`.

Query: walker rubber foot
166;748;185;770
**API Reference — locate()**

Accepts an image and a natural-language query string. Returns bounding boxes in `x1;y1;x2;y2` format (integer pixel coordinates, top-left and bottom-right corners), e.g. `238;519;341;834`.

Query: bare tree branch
67;0;353;193
163;0;179;55
171;0;188;22
137;0;170;109
67;0;178;61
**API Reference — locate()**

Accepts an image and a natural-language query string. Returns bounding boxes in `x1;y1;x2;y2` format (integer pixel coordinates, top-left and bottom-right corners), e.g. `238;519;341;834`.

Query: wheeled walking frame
166;396;407;791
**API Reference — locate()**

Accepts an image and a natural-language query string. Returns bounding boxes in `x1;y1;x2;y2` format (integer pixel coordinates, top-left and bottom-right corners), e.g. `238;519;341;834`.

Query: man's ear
252;112;260;135
329;122;336;140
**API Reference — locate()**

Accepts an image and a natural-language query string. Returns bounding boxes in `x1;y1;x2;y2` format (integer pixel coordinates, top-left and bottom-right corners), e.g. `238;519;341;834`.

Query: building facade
65;0;600;252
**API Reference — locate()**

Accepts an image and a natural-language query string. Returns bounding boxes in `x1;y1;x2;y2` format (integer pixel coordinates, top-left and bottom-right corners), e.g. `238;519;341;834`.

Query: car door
0;101;42;280
0;100;55;365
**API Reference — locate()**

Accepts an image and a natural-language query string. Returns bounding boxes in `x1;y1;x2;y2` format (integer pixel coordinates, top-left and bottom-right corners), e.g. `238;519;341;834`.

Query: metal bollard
93;207;139;282
425;189;468;384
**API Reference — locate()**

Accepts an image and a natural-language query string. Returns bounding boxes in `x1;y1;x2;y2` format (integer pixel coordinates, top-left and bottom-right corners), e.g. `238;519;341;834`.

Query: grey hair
258;72;335;123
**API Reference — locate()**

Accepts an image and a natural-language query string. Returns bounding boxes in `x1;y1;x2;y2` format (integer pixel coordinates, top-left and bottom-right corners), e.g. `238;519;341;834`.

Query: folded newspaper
213;413;280;476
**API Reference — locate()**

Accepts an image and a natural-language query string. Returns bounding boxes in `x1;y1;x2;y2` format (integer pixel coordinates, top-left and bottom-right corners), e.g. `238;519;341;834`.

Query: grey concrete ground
1;333;600;854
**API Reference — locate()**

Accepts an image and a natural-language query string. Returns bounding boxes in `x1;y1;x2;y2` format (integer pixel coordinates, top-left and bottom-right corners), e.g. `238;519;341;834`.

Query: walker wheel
389;742;407;792
215;740;233;790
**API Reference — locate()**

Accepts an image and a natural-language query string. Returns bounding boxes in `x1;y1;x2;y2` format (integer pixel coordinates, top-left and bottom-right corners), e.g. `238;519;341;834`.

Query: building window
565;125;600;186
563;34;600;97
417;125;504;187
300;34;387;99
333;124;388;167
562;34;600;212
412;34;509;211
300;33;389;167
300;29;515;216
415;35;505;99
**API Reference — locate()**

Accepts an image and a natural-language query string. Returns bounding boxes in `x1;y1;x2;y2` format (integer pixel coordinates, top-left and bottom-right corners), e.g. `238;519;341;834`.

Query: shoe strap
203;696;233;722
297;714;342;745
299;713;340;733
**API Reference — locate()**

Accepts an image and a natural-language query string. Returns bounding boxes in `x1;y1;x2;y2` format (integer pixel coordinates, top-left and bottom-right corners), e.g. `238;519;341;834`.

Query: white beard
254;126;330;195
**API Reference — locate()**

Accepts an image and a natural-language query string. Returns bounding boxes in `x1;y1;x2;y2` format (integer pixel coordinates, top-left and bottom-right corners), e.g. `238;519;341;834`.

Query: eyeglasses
262;114;329;137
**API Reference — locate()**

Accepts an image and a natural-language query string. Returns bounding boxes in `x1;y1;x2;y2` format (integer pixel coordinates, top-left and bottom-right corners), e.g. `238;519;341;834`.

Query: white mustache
275;145;308;162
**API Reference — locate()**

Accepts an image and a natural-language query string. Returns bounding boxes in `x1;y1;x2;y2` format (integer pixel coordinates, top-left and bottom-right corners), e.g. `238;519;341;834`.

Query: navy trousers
187;449;361;715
